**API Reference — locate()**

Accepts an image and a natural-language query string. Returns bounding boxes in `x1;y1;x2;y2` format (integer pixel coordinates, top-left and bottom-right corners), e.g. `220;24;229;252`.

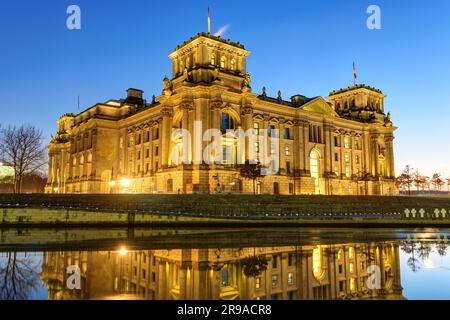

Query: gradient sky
0;0;449;178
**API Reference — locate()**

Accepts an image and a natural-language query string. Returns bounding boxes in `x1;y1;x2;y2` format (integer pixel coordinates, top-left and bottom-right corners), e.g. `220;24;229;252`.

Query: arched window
211;53;216;66
313;246;325;280
230;58;236;71
310;150;320;194
220;56;226;68
221;112;235;132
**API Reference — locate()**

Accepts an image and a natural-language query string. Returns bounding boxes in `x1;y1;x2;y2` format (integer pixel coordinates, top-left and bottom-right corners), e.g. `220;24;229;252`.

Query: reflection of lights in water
118;247;129;256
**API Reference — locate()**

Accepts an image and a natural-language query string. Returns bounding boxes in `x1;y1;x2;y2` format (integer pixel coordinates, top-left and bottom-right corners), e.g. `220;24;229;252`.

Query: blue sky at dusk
0;0;449;178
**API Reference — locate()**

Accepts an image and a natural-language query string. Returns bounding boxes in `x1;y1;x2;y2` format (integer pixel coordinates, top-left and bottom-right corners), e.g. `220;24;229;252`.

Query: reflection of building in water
41;243;404;300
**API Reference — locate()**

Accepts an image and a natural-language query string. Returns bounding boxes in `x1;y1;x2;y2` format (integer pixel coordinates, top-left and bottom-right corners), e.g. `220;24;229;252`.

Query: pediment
301;97;338;117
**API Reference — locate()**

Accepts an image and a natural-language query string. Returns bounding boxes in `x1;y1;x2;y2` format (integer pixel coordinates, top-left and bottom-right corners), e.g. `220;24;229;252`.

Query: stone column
370;135;379;177
392;245;403;295
279;119;285;172
323;125;330;175
161;108;173;168
302;121;310;174
156;261;167;300
378;245;387;296
386;135;395;178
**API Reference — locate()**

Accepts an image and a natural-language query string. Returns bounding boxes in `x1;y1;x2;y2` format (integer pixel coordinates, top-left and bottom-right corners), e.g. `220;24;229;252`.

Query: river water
0;228;449;300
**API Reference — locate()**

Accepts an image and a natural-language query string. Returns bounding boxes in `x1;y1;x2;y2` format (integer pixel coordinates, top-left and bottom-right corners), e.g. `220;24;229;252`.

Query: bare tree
0;252;40;300
0;125;47;194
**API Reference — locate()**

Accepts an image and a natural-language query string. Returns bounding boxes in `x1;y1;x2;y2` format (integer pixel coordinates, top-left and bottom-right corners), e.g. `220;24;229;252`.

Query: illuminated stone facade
46;32;397;195
40;243;404;300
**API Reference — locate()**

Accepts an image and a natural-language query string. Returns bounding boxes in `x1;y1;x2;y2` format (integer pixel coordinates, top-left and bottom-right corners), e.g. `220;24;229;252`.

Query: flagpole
208;5;211;33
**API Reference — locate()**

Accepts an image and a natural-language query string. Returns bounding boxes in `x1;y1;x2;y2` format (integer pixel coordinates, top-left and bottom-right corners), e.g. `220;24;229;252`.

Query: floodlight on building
120;178;130;187
118;247;129;256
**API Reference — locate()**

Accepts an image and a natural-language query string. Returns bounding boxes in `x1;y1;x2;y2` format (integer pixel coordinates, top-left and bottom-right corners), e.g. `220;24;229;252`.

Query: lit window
350;262;354;273
349;247;354;259
350;278;356;292
288;272;294;285
272;275;278;286
337;249;343;260
255;277;261;289
221;268;229;286
220;56;226;68
344;136;350;149
285;145;291;156
230;58;236;70
313;246;323;280
211;53;216;66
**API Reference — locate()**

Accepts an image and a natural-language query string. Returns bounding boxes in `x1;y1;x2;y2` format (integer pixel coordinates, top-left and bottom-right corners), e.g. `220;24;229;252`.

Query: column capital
180;101;194;111
161;108;173;118
210;100;223;110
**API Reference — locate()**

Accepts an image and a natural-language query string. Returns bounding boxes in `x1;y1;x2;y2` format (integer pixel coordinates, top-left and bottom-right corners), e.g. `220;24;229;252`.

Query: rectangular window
269;125;276;137
334;152;339;162
350;262;354;274
137;151;141;160
253;123;260;135
285;145;290;156
288;253;294;266
146;131;150;142
155;147;159;156
284;127;291;139
272;255;278;269
255;277;261;289
339;280;345;292
272;275;278;286
142;269;146;279
334;136;339;147
286;161;291;174
344;136;350;148
146;149;150;158
288;272;294;285
350;278;356;291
